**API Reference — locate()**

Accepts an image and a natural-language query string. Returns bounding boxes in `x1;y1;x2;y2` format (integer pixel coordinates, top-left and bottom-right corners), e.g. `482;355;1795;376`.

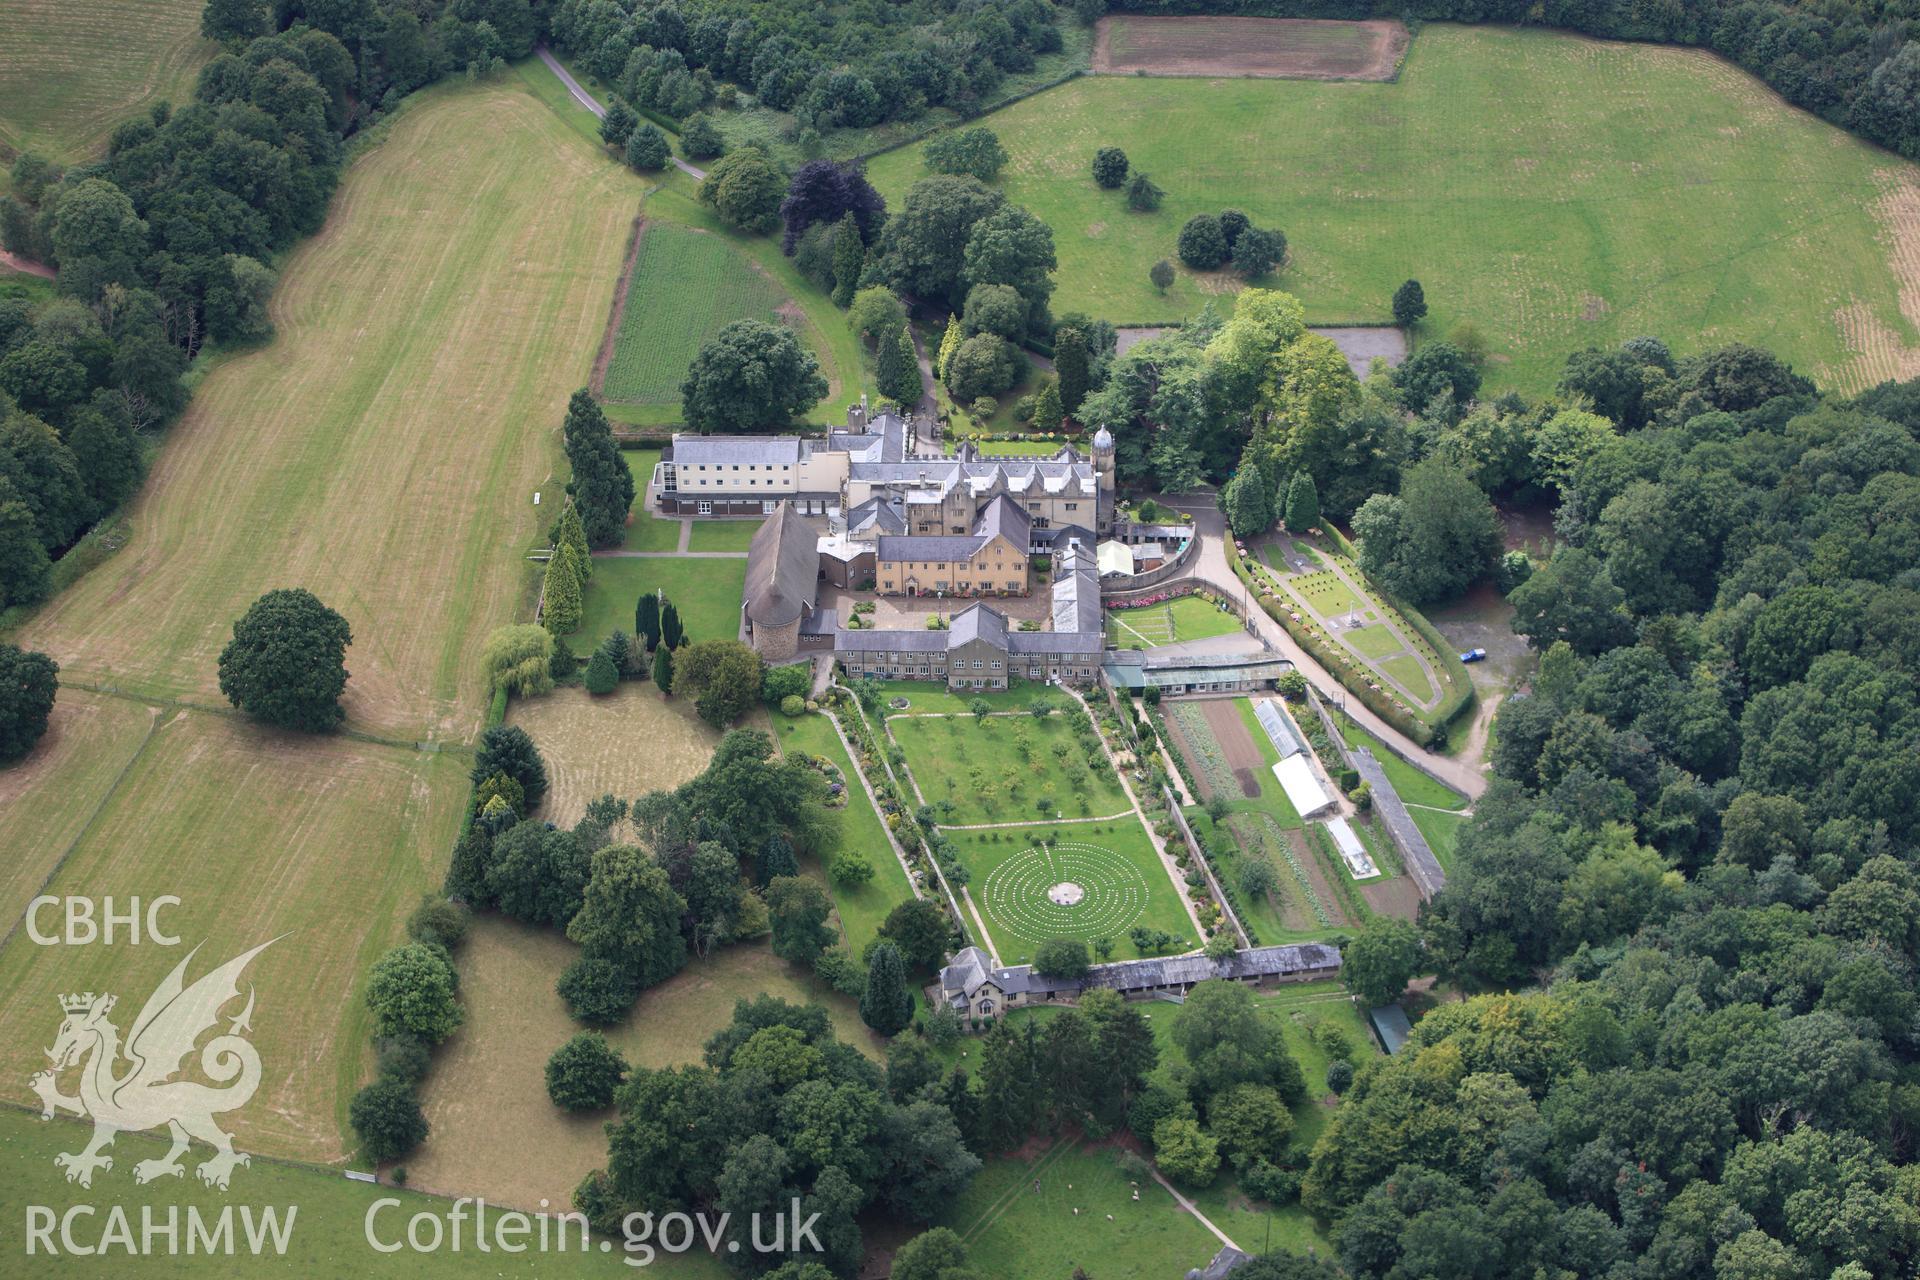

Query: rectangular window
990;661;1002;670
698;501;712;515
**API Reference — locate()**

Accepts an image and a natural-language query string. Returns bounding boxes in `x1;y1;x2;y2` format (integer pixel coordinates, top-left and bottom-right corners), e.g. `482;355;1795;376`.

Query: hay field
0;707;466;1162
0;0;211;163
410;919;874;1215
506;683;722;826
1094;15;1408;80
12;81;641;743
869;24;1920;393
0;688;155;931
600;223;792;406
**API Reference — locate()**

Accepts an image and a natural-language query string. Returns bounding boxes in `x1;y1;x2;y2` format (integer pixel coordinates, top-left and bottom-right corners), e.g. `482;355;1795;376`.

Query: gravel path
536;46;707;180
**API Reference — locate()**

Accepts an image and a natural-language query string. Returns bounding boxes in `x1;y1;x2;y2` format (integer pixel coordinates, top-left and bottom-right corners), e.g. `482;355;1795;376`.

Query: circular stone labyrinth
982;842;1150;945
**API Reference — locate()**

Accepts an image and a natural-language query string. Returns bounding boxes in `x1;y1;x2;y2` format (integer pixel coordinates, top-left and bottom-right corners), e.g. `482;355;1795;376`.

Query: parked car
1460;647;1487;663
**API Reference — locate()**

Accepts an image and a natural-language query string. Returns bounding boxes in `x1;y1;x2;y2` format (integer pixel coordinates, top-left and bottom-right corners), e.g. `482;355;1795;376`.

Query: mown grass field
868;24;1920;393
936;1134;1220;1279
0;707;467;1162
574;555;745;653
0;80;640;1164
11;81;639;743
0;1107;697;1279
1106;595;1243;648
0;0;211;163
506;683;722;826
601;224;793;406
410;918;876;1217
774;710;918;953
889;712;1130;825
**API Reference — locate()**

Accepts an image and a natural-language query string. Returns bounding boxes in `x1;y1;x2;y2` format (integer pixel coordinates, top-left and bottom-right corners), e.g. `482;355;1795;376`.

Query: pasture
11;82;639;743
411;919;875;1215
774;710;919;952
942;823;1194;964
0;706;466;1162
599;223;794;408
867;24;1920;393
506;683;722;827
573;555;746;652
0;0;210;163
888;711;1130;825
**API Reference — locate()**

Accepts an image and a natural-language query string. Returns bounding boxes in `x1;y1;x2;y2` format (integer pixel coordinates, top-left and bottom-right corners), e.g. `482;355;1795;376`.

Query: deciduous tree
217;588;352;731
0;642;57;764
681;320;827;432
1092;147;1129;189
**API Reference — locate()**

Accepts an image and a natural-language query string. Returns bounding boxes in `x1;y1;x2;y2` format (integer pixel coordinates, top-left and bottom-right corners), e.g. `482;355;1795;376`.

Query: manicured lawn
938;1136;1221;1280
1411;807;1468;875
575;555;745;652
869;24;1920;394
1108;594;1244;648
1345;623;1409;659
775;710;919;953
687;518;763;551
1378;653;1435;702
0;0;211;163
864;678;1051;716
1290;570;1366;619
621;447;683;551
601;223;794;408
889;712;1129;824
1333;711;1469;811
943;822;1194;966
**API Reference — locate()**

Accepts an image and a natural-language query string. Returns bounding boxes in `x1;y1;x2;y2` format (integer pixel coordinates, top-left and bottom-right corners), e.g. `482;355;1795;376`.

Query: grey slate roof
834;628;948;652
743;503;819;627
877;535;987;564
847;496;906;536
1189;1245;1254;1280
939;943;1342;1005
973;493;1032;548
672;436;803;467
1005;632;1102;655
949;603;1008;648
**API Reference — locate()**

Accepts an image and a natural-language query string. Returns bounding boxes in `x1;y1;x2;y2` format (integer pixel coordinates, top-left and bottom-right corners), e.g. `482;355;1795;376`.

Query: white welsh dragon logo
28;938;278;1190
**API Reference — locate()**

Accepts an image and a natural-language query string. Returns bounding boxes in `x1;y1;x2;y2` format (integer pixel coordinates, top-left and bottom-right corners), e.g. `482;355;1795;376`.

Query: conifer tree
585;647;619;694
562;389;634;548
634;592;660;651
653;644;674;694
555;503;591;584
1285;471;1321;533
1031;381;1063;433
660;599;684;650
877;324;922;407
542;543;584;636
830;212;863;309
1054;327;1089;416
935;316;962;381
860;941;913;1035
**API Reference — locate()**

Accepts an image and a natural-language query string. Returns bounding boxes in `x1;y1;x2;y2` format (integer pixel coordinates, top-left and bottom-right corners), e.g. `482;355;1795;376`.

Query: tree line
0;1;541;605
548;0;1074;155
1099;0;1919;162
